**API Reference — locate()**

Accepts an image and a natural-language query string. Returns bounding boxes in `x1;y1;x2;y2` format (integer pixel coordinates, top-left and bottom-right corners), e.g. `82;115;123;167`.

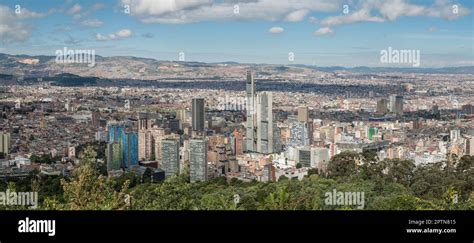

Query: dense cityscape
0;65;473;210
0;0;472;212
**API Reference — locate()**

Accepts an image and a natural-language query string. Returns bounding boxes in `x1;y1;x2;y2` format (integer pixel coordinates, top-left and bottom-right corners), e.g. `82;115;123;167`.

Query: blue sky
0;0;472;67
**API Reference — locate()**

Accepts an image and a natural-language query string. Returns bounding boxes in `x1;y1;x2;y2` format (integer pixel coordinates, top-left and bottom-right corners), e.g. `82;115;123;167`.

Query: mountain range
0;53;473;81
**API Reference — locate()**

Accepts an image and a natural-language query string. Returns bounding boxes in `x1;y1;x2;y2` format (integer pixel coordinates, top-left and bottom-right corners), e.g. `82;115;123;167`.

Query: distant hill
0;53;473;81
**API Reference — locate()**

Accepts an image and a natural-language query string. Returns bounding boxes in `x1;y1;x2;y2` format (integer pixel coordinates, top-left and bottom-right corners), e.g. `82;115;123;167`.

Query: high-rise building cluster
1;69;472;185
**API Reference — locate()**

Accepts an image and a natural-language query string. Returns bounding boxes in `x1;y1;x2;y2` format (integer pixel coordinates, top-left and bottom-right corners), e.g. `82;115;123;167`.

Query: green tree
410;162;445;199
60;146;130;210
362;149;378;162
360;160;384;181
261;186;294;210
327;151;358;178
384;159;415;187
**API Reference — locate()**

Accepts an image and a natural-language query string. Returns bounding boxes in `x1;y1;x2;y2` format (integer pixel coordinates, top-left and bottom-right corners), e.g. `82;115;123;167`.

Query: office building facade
0;132;10;156
122;132;138;168
189;139;208;182
192;98;205;132
298;106;309;123
161;139;180;177
377;98;389;114
389;95;403;115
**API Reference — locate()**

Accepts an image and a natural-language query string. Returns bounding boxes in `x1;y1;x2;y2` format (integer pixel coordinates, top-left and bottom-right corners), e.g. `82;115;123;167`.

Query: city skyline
0;69;473;213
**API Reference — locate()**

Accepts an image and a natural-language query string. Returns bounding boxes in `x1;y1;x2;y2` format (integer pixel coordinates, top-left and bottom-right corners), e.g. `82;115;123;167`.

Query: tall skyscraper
245;71;257;152
244;72;280;154
108;123;125;143
151;128;166;161
389;95;403;115
298;106;309;123
189;138;208;182
122;131;138;168
376;98;389;114
161;139;180;177
138;113;153;161
0;132;10;156
257;92;278;154
192;98;205;132
256;92;270;153
290;106;313;147
138;130;154;161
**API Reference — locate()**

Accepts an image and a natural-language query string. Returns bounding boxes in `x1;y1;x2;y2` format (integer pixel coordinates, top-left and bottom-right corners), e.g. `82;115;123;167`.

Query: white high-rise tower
245;71;280;154
245;71;257;152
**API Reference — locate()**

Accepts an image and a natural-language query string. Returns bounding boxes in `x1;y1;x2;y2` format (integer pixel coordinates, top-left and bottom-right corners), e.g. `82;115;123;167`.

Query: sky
0;0;473;67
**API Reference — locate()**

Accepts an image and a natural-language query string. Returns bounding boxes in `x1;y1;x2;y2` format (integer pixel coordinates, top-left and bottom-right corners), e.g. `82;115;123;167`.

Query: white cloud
284;9;309;22
315;0;470;36
116;29;132;38
120;0;470;30
363;0;469;21
96;29;133;41
268;26;284;34
373;0;425;21
122;0;338;24
125;0;212;16
425;0;470;20
95;33;108;41
427;26;437;32
17;8;50;18
67;4;82;15
81;19;104;28
66;3;106;21
314;27;333;36
321;9;384;26
0;5;47;43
